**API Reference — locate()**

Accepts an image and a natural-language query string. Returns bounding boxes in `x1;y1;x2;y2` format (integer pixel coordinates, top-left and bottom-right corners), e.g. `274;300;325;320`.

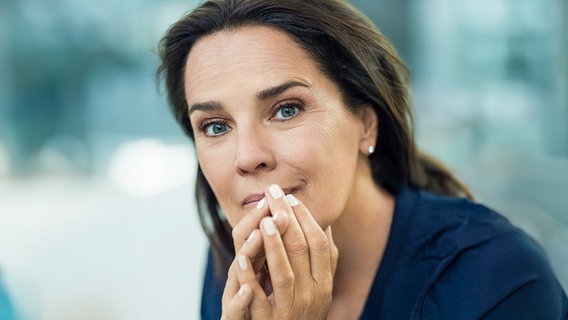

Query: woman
158;0;568;319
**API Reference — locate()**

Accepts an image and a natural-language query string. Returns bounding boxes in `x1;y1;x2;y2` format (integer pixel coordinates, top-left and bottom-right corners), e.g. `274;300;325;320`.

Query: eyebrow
188;101;223;115
256;80;309;101
188;80;309;115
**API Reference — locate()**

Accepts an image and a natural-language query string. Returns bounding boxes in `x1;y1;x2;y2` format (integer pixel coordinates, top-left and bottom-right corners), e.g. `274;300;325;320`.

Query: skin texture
184;26;394;319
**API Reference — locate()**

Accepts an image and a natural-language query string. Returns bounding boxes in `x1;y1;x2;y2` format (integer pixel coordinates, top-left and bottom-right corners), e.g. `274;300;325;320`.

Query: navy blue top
201;187;568;319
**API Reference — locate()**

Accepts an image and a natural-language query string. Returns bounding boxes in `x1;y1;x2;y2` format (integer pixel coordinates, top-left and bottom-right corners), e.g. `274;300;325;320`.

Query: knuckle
317;279;333;296
330;243;339;260
226;269;235;282
272;270;295;288
310;234;330;254
287;237;309;257
248;297;266;314
311;269;332;284
296;292;311;307
231;226;244;241
222;287;254;320
226;264;239;283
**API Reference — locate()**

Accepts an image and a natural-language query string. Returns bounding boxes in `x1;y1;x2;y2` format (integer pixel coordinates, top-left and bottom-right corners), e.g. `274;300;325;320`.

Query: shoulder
419;230;568;319
399;189;568;319
395;187;520;259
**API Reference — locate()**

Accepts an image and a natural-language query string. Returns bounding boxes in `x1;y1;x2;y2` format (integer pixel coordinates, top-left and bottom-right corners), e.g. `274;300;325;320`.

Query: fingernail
238;285;246;297
256;197;265;209
238;255;247;271
268;184;283;199
285;194;299;207
262;218;276;236
247;230;256;242
272;211;279;221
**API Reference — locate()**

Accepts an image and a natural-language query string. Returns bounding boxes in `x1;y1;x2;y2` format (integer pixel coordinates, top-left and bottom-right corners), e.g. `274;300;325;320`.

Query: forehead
183;25;321;104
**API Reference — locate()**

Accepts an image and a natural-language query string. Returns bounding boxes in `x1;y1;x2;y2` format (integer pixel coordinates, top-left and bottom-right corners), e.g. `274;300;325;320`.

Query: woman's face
184;26;374;228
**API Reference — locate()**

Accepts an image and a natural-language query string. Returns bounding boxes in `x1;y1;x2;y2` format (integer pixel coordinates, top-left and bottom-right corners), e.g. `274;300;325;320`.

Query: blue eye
274;103;300;120
203;122;229;136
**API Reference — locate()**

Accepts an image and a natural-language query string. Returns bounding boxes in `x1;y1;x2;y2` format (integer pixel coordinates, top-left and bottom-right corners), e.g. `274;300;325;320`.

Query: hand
222;185;339;319
221;185;290;318
223;189;291;307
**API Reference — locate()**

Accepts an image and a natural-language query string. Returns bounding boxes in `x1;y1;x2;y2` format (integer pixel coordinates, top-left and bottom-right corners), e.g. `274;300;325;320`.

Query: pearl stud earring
368;145;375;155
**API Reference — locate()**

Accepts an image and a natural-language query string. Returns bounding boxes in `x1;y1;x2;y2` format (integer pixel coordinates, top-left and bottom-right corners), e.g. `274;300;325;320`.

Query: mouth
242;186;301;208
242;193;265;207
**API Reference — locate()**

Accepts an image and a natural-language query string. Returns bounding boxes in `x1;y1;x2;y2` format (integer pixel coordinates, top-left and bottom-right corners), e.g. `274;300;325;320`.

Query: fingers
264;185;310;275
221;229;263;311
260;185;290;234
231;202;271;286
289;195;333;286
235;254;274;318
231;189;290;275
260;185;336;317
221;284;253;320
264;184;333;285
224;184;337;319
222;261;240;309
231;202;270;253
228;232;273;319
222;183;300;317
259;216;296;311
325;226;339;278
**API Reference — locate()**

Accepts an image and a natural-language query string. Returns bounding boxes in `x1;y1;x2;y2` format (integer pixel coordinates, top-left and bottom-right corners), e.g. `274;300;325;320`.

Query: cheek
289;122;360;225
196;146;226;186
195;144;239;223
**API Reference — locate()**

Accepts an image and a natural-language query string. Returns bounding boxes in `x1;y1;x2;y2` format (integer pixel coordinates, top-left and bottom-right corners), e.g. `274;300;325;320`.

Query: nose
234;126;276;175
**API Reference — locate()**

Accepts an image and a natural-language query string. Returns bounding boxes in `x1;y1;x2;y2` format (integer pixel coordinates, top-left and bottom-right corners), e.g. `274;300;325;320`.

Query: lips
242;193;265;207
242;186;301;207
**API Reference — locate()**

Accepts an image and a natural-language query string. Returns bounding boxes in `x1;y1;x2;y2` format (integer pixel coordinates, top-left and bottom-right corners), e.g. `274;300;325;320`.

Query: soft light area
108;139;196;198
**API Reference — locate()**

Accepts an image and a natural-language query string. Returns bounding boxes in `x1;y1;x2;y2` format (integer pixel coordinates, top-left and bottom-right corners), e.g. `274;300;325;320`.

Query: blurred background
0;0;566;319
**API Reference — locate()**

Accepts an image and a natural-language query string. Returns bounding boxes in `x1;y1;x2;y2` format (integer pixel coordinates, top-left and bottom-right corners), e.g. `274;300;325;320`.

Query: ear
358;105;378;156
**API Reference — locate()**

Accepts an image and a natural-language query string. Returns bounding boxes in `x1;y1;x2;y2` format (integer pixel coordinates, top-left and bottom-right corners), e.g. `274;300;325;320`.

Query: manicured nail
285;194;299;207
238;255;247;271
262;218;276;236
247;230;256;242
238;285;246;297
272;211;279;221
256;198;265;209
268;184;283;199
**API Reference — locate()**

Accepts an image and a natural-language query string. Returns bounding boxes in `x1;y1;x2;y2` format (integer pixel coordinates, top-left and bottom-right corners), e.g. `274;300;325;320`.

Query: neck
328;167;395;319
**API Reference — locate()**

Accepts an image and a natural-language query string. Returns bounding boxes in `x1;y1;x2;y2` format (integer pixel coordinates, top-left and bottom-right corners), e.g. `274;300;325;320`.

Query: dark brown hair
157;0;472;274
